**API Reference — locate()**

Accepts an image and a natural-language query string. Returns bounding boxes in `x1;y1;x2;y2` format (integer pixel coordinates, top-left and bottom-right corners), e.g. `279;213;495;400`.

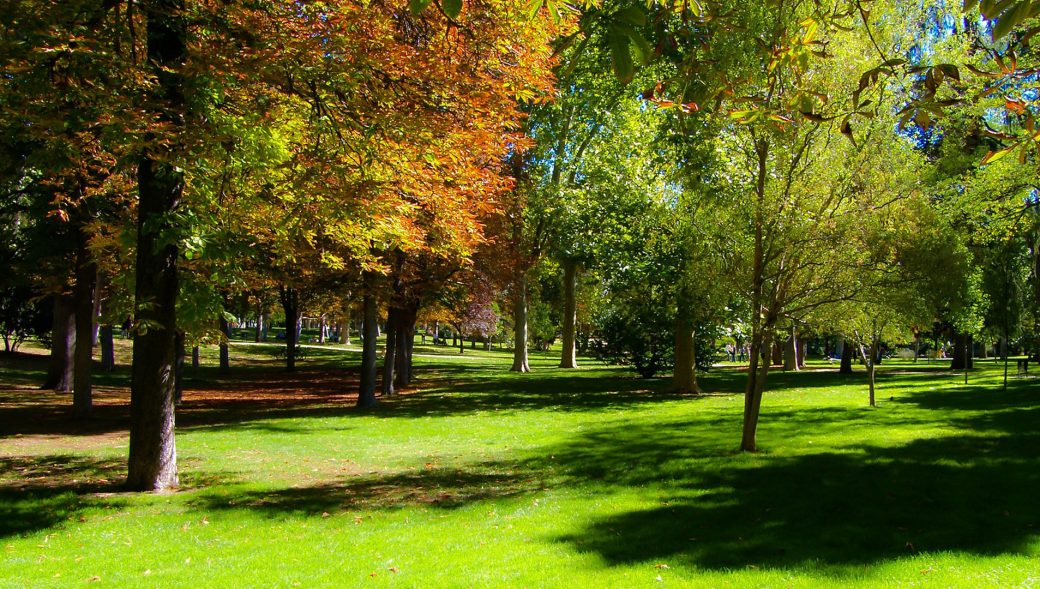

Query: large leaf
409;0;433;16
607;27;634;83
441;0;463;19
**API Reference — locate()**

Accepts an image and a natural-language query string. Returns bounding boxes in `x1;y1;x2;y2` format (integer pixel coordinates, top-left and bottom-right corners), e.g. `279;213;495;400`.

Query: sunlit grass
1;342;1038;587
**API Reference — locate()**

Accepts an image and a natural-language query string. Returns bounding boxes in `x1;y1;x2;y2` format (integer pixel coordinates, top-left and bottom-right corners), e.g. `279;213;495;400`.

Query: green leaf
607;28;634;83
613;22;653;65
980;146;1014;164
441;0;462;18
616;6;647;26
409;0;433;16
992;1;1029;39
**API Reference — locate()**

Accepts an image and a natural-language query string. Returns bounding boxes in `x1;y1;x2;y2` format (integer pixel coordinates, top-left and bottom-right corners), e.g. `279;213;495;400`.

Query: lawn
1;341;1039;588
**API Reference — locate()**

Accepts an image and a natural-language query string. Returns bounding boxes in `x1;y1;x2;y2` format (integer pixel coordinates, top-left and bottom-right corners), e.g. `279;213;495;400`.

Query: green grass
1;342;1039;588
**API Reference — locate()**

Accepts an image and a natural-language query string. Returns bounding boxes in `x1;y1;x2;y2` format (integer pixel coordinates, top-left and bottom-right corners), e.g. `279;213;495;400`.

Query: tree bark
839;339;854;374
741;329;773;452
673;296;700;394
559;259;578;368
381;307;397;396
254;303;263;343
858;338;878;407
950;332;973;370
126;0;186;492
42;294;75;391
395;306;416;388
72;235;95;418
510;274;530;372
782;327;798;371
357;276;378;409
191;345;199;375
318;314;326;344
99;325;115;371
740;137;771;453
279;286;299;372
218;312;230;374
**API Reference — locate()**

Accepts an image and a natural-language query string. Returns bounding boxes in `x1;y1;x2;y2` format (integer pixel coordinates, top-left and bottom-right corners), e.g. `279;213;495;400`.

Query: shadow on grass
0;454;127;538
0;453;240;539
541;403;1040;571
191;466;543;516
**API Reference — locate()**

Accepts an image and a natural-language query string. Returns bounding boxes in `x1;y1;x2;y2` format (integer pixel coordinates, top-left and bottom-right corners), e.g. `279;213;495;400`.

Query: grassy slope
1;341;1038;588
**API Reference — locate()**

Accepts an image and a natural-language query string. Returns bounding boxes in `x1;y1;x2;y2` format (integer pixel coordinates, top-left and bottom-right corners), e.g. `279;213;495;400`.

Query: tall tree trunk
218;313;230;374
254;302;263;343
857;338;878;407
382;307;397;396
741;329;773;452
42;294;75;391
72;227;97;418
318;314;326;344
357;277;378;409
839;340;854;374
342;317;350;345
280;286;299;373
510;275;530;373
395;306;416;388
191;345;199;375
770;341;782;365
740;137;770;454
559;259;578;369
783;327;798;371
673;295;700;394
950;331;973;370
126;0;186;492
99;324;115;371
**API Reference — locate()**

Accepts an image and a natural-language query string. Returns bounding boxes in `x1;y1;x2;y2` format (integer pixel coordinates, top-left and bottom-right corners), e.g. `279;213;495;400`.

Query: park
2;0;1040;586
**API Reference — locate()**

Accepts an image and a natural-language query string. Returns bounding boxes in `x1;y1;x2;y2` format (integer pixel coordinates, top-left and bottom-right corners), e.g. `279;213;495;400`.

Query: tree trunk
126;0;186;492
357;277;378;409
42;294;75;391
280;286;299;372
395;306;416;388
559;259;578;369
342;317;350;345
254;304;263;343
858;339;878;407
673;297;700;394
741;329;772;452
950;332;973;370
73;231;96;418
839;339;854;374
191;345;199;374
783;327;798;371
381;307;397;396
510;274;530;372
218;313;230;374
770;341;782;365
740;137;771;454
99;325;115;371
318;314;326;344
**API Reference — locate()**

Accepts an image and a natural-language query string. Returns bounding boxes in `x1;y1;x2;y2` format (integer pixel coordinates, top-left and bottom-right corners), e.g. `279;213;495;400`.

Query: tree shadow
0;454;127;538
190;465;543;517
541;408;1040;572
